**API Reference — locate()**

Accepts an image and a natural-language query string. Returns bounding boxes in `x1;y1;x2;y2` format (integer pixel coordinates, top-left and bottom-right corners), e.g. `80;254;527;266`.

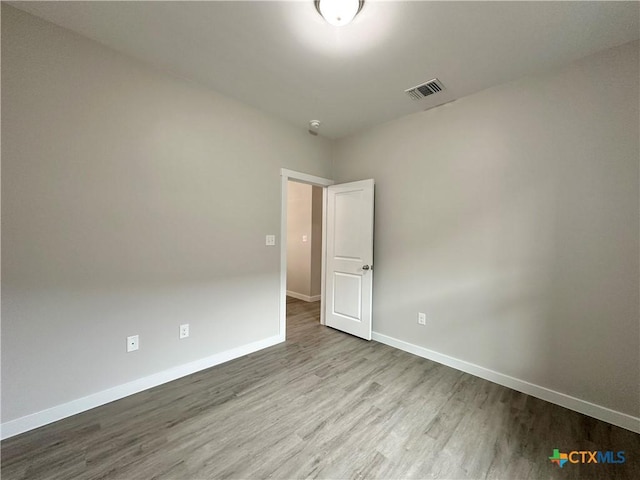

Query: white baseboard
372;331;640;434
4;331;637;440
286;291;321;302
0;334;284;440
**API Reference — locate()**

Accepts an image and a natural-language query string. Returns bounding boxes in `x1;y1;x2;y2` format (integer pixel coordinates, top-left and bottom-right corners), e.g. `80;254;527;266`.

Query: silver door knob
362;265;370;270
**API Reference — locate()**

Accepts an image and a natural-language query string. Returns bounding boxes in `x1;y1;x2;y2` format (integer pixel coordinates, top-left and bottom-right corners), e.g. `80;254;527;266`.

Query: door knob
362;265;370;270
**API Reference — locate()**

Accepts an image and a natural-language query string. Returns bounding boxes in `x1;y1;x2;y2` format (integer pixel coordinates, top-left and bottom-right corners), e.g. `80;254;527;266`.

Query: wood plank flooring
2;297;639;479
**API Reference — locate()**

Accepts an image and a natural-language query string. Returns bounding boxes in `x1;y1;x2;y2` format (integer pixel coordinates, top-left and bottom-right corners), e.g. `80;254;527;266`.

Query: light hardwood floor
2;297;639;479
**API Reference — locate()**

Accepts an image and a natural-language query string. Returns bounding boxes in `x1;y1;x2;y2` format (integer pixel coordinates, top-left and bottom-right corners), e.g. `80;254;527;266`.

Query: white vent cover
405;78;445;100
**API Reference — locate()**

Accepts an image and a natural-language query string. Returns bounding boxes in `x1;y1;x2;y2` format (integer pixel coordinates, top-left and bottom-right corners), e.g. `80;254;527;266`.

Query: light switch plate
266;235;276;246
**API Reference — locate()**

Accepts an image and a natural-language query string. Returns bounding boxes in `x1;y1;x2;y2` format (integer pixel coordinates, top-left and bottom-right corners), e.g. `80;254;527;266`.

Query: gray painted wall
1;6;332;422
286;182;323;299
333;40;640;417
287;182;313;297
310;186;323;298
2;3;638;429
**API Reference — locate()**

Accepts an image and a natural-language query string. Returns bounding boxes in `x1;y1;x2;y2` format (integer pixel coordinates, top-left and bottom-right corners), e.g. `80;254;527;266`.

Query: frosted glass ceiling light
315;0;364;27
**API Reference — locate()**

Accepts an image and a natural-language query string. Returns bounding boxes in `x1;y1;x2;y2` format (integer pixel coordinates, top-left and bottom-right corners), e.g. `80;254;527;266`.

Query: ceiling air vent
405;78;445;100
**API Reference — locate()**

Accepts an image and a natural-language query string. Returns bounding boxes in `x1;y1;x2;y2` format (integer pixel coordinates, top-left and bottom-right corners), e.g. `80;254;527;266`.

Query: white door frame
280;168;334;339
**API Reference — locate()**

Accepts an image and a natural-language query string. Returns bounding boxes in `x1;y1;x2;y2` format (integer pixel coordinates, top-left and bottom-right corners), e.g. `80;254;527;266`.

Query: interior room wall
1;5;332;424
310;186;323;298
287;182;313;298
286;182;323;301
333;40;640;419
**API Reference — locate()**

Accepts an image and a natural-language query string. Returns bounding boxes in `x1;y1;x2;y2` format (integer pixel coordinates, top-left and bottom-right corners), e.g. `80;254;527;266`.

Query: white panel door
325;179;374;340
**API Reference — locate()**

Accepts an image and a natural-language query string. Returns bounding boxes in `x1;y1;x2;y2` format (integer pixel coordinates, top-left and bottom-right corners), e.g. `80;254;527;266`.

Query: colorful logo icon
549;449;625;467
549;449;569;468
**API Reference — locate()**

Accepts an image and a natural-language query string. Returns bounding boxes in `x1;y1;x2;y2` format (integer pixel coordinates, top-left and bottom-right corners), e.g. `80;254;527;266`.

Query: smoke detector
405;78;445;100
308;120;321;136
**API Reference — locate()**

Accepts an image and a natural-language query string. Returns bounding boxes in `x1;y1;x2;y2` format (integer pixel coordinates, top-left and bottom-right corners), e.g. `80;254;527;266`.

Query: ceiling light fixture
315;0;364;27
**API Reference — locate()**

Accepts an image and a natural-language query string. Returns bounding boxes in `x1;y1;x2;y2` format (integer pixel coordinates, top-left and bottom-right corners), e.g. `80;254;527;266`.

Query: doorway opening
286;181;324;339
280;169;375;341
279;169;333;339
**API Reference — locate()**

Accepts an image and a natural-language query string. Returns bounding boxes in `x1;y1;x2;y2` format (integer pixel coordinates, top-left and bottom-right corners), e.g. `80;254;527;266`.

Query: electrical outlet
127;335;139;352
180;324;190;339
418;312;426;325
265;235;276;246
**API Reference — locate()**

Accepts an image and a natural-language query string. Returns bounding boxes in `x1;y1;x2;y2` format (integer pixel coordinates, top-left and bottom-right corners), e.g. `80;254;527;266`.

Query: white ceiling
11;1;640;139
